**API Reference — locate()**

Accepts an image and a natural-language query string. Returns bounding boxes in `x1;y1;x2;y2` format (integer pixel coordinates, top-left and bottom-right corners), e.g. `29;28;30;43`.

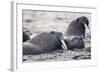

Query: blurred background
22;10;91;36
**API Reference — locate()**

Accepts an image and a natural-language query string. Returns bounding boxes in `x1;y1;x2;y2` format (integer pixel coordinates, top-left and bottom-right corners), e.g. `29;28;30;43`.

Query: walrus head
48;31;68;50
77;16;89;26
77;16;90;33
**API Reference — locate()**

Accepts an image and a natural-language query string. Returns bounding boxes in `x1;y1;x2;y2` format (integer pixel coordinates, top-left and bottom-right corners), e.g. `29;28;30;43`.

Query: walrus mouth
60;37;68;50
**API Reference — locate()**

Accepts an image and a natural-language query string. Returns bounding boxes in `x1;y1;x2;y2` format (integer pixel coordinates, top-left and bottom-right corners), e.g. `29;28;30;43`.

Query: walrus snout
79;16;90;34
50;31;68;50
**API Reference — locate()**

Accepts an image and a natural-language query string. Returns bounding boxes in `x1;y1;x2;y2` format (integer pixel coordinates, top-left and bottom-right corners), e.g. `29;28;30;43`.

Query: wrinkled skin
23;31;67;55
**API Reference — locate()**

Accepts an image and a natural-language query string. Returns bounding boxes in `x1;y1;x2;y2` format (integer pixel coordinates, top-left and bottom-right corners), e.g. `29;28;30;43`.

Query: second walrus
23;31;67;55
65;16;89;38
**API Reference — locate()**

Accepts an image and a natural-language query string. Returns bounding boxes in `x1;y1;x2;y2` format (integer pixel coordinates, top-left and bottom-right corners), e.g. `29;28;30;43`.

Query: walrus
65;16;89;38
23;31;67;55
23;31;30;42
64;36;85;50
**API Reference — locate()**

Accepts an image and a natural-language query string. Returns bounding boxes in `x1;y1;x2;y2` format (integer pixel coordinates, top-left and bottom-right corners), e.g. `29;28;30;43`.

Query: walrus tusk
85;24;91;33
87;26;91;33
60;39;68;50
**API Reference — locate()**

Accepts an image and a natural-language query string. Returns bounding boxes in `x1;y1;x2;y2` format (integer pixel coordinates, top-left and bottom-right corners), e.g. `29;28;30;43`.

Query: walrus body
66;16;89;38
23;31;67;55
23;42;49;55
64;36;85;50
